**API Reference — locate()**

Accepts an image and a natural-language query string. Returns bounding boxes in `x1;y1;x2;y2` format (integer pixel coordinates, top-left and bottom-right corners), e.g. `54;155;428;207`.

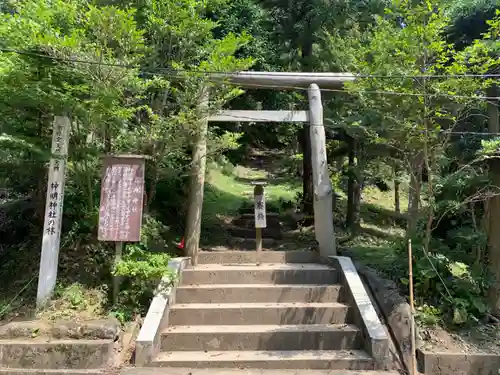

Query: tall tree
444;0;500;49
0;0;254;245
259;0;389;217
324;0;491;234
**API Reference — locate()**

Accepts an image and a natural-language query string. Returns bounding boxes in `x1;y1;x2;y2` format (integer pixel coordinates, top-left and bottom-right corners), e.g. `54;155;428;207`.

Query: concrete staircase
139;251;394;372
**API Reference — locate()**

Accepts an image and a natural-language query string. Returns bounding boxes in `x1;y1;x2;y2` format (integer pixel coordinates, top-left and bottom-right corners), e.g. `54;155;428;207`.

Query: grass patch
0;214;175;324
38;283;108;322
0;240;113;322
203;163;300;223
341;185;408;273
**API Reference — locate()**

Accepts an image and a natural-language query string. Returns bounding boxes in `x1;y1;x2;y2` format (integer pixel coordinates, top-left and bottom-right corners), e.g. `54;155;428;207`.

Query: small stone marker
37;116;71;307
252;181;267;265
98;155;146;303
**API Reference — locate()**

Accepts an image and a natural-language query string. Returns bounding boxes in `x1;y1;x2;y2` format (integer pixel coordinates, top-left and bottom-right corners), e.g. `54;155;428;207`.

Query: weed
39;283;107;321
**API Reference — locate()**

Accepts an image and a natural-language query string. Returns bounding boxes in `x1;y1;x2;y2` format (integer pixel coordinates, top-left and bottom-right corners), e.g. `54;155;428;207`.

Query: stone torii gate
184;72;355;265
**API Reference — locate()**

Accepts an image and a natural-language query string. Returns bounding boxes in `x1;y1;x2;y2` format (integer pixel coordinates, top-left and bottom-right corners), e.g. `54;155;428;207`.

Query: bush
111;216;175;322
393;226;491;326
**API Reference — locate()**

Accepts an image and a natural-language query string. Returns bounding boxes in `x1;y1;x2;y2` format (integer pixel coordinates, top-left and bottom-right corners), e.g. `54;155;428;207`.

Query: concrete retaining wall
0;339;113;369
339;250;500;375
135;257;189;365
326;256;390;370
418;350;500;375
338;248;415;373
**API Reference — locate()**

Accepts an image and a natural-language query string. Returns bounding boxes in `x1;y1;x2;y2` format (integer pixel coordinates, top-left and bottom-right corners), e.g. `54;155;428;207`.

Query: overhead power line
2;47;500;80
207;111;500;136
0;47;499;103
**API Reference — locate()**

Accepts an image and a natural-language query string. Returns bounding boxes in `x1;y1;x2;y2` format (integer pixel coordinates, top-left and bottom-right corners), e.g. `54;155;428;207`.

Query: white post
308;84;336;256
253;182;267;266
37;115;71;307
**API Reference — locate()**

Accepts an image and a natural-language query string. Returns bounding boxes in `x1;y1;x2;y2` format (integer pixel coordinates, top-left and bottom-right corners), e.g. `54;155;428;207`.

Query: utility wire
237;82;500;102
1;47;497;102
1;47;500;81
206;111;500;136
2;47;500;136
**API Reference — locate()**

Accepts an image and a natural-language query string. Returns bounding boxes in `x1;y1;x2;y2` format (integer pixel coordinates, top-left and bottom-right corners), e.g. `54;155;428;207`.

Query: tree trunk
394;165;401;214
184;87;209;266
146;160;160;213
104;124;111;153
486;83;500;316
302;126;314;217
35;111;47;224
346;142;354;228
488;161;500;316
147;90;170;211
295;134;303;177
407;153;423;236
301;36;314;218
346;137;361;231
352;173;361;232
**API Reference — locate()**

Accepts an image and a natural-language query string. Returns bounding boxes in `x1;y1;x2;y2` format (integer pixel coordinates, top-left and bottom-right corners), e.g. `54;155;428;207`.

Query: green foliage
388;146;492;326
478;137;500;157
416;303;443;326
44;282;108;321
320;0;500;326
112;217;175;322
396;229;491;326
0;0;255;320
444;0;500;49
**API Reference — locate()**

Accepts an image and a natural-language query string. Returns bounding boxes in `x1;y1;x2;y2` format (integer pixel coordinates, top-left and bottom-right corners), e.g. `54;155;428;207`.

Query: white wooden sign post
252;181;267;265
36;116;71;307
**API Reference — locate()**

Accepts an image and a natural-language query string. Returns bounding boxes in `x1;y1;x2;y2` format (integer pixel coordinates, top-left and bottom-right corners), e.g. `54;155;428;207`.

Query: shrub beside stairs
129;250;399;374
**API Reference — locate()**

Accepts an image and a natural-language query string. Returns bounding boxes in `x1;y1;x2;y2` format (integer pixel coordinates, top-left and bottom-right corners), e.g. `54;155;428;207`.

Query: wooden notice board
98;155;145;242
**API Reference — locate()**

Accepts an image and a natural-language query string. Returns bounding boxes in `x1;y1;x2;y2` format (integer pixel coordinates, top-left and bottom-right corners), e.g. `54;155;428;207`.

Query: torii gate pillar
308;84;335;257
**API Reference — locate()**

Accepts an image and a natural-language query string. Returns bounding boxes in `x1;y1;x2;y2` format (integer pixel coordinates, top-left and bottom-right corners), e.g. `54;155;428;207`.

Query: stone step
168;302;350;325
122;368;399;375
0;370;108;375
197;251;319;265
161;324;362;351
238;210;280;217
181;264;338;285
232;216;282;229
0;339;113;369
228;226;283;240
241;212;280;218
175;284;343;303
151;350;376;370
227;237;277;250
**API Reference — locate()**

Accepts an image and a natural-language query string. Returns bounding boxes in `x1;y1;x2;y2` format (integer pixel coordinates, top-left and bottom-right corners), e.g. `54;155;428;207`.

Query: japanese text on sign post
37;116;71;307
254;191;267;228
44;122;67;237
98;156;145;242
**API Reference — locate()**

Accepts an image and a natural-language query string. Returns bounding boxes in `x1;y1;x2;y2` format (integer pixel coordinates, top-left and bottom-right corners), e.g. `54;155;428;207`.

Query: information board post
252;181;267;266
98;155;146;304
113;241;123;304
37;116;71;308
